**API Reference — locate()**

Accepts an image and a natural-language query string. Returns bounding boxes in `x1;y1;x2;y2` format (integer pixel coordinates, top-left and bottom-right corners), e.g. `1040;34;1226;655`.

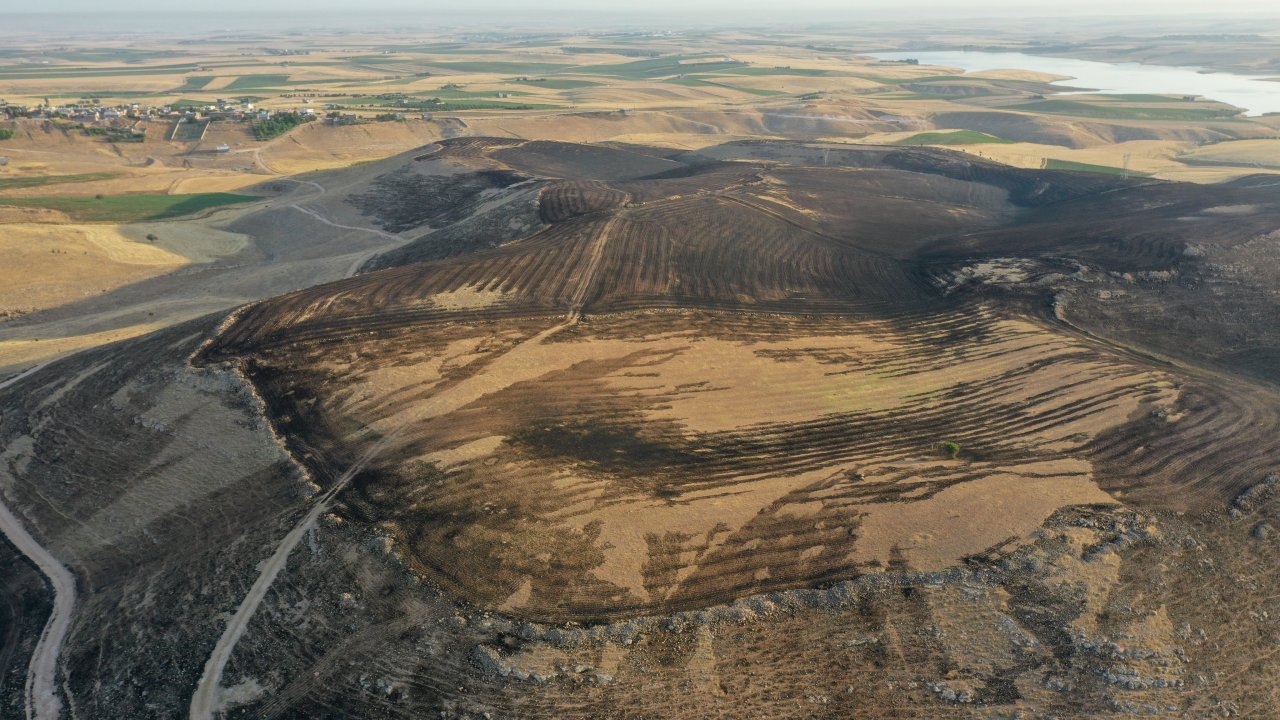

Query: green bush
940;441;962;459
252;111;314;141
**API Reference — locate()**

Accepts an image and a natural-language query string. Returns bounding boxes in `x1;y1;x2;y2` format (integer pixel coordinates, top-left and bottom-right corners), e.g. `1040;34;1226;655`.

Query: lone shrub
940;441;961;459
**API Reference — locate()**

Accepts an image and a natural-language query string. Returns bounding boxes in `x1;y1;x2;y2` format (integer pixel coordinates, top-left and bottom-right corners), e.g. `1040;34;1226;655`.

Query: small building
0;157;9;166
257;111;271;121
420;112;433;121
215;144;231;152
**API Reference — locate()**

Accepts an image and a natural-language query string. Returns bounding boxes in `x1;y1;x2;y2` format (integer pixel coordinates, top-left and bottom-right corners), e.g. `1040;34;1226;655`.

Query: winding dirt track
188;429;401;720
188;203;618;720
0;362;74;720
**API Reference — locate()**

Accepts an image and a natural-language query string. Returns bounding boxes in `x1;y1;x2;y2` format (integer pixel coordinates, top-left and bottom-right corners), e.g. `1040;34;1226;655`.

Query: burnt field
2;135;1279;719
203;137;1280;626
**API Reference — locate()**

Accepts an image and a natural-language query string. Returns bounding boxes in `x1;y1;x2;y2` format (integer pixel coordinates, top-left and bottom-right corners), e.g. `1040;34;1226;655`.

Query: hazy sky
9;0;1280;16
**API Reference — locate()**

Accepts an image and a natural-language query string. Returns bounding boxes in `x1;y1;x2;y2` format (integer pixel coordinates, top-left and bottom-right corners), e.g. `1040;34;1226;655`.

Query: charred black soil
201;138;1280;626
4;135;1280;720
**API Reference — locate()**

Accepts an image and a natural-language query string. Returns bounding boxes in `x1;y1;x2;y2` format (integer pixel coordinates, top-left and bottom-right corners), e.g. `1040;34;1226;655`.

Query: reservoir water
869;50;1280;116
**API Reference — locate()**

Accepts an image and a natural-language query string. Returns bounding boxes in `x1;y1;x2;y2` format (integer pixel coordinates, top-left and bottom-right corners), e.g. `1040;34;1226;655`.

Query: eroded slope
200;139;1280;626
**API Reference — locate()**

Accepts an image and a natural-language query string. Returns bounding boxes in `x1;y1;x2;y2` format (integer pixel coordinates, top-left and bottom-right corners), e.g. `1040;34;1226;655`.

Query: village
0;95;411;151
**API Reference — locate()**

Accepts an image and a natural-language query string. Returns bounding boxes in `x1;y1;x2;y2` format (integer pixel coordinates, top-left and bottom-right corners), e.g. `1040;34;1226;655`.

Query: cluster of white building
0;97;317;127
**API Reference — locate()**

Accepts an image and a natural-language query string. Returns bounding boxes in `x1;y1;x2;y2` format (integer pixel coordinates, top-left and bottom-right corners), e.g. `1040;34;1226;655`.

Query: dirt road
187;203;619;719
0;363;76;720
187;429;399;719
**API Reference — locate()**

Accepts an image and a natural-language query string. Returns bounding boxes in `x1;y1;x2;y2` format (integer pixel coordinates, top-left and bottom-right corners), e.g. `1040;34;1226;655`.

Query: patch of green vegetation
666;76;784;96
0;63;201;80
1013;99;1241;121
82;127;142;143
561;46;660;58
0;172;121;190
170;118;210;141
903;84;1004;99
940;441;962;459
1043;159;1153;177
574;54;746;79
345;54;414;64
224;74;292;90
850;73;970;85
59;90;157;100
423;61;574;74
510;77;601;89
252;111;315;140
712;65;829;77
0;128;12;141
894;130;1015;146
43;48;179;63
1079;93;1189;103
174;75;213;92
420;87;533;99
341;96;563;111
0;192;257;222
419;100;562;111
368;43;473;53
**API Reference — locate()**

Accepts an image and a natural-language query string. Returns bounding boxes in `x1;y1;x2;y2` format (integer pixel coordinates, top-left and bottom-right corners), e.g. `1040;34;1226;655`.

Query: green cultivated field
511;77;602;89
1081;93;1195;103
0;63;201;79
422;87;533;99
713;65;829;77
577;55;747;79
336;97;563;111
1013;99;1241;120
419;100;562;111
1044;159;1153;176
171;119;211;141
666;76;784;96
174;76;214;92
224;74;292;90
0;172;121;190
894;130;1015;145
850;73;969;85
424;61;573;74
0;192;258;222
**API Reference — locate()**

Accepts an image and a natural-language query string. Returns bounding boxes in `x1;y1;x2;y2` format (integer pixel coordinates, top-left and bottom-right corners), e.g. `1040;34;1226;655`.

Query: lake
869;50;1280;116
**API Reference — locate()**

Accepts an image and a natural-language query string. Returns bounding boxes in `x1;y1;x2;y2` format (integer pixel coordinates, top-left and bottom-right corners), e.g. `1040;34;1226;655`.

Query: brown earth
203;138;1280;628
